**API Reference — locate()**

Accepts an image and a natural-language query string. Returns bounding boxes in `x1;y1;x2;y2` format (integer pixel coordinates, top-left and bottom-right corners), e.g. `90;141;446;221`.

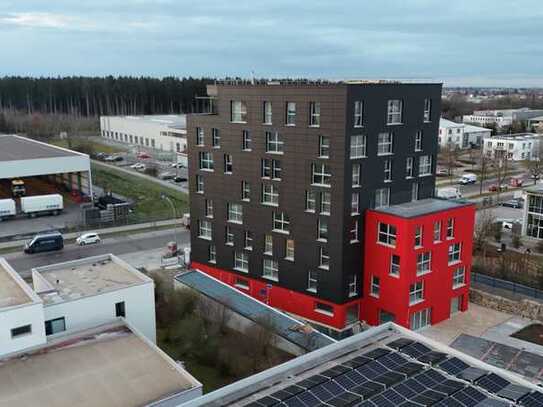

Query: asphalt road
438;172;534;197
3;229;190;274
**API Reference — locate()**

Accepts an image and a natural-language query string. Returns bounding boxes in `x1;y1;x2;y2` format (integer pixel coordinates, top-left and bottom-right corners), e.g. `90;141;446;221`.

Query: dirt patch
511;323;543;346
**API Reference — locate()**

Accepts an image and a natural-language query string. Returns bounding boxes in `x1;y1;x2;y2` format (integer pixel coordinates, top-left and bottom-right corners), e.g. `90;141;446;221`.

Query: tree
492;150;511;203
442;142;459;183
473;209;496;259
478;153;491;195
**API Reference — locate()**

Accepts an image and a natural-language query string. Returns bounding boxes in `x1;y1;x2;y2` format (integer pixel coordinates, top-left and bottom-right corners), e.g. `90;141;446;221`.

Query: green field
92;164;188;221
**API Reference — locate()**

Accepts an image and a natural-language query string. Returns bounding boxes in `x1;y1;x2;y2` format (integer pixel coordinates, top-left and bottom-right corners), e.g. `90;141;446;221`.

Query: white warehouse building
100;114;187;154
483;133;542;161
438;118;491;149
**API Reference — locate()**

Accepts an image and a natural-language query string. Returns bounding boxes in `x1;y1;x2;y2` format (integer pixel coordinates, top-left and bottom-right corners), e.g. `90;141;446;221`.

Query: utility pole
160;193;178;246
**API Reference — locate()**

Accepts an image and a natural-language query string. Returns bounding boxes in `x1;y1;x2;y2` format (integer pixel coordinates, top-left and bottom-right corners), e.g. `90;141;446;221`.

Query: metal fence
472;272;543;300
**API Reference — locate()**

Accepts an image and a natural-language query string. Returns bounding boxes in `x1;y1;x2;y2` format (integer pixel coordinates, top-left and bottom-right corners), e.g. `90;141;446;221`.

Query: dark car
24;232;64;254
500;198;523;209
173;176;188;183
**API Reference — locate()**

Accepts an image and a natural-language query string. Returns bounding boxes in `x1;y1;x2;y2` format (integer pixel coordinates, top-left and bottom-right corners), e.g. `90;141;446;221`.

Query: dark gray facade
187;81;442;305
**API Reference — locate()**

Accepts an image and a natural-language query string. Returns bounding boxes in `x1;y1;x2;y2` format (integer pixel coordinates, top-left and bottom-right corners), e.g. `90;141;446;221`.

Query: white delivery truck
437;187;463;200
0;199;16;221
458;173;477;185
20;194;64;218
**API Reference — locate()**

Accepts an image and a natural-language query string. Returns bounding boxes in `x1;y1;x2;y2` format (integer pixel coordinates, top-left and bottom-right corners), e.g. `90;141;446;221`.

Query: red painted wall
361;204;475;329
191;262;359;330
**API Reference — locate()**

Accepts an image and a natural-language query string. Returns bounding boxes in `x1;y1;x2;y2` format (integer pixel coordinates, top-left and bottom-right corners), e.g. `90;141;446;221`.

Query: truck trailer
20;194;64;218
0;199;16;221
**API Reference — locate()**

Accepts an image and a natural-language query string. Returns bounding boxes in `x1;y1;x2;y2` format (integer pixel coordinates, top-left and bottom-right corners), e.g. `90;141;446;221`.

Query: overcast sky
1;0;543;87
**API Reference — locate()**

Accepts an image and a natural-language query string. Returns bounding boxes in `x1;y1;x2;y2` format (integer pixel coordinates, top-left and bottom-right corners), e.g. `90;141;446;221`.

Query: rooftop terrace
32;254;149;305
373;198;473;219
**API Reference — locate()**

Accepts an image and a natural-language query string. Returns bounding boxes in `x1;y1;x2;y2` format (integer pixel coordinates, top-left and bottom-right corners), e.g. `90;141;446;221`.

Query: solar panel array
243;337;542;407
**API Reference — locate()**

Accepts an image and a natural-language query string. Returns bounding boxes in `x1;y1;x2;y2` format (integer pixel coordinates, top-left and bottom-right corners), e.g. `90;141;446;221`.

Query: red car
136;152;151;159
488;184;508;192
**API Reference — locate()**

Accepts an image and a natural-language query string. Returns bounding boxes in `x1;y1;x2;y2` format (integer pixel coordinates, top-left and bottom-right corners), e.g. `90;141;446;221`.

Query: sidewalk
0;218;181;250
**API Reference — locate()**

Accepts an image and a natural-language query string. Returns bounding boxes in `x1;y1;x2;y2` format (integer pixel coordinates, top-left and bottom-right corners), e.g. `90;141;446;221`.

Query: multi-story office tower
187;80;474;337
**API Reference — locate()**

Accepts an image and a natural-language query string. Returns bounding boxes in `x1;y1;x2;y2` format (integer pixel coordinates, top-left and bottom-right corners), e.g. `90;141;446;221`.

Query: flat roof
103;114;187;130
439;118;463;128
373;198;473;219
463;123;492;133
184;323;542;406
0;134;80;162
33;254;149;305
0;260;32;309
524;184;543;195
0;323;200;407
486;133;541;140
212;79;442;87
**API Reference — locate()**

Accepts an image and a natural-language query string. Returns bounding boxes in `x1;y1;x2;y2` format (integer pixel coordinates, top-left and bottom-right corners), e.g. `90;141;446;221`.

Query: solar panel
269;385;305;402
437;357;470;376
285;391;321;407
251;395;280;406
355;360;388;380
377;351;409;369
519;391;543;407
474;398;511;407
365;347;391;360
399;402;424;407
393;362;425;378
411;389;447;405
350;381;385;399
320;364;351;378
325;392;362;407
341;355;372;369
387;338;415;350
393;380;425;400
450;386;487;406
308;381;342;402
373;371;406;388
295;374;328;389
368;393;402;407
418;351;448;365
457;367;488;383
400;342;432;358
474;373;510;395
432;379;466;396
414;369;447;388
496;383;531;402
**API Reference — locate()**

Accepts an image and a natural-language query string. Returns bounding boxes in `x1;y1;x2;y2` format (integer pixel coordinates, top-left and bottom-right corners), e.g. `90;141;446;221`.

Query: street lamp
160;193;178;247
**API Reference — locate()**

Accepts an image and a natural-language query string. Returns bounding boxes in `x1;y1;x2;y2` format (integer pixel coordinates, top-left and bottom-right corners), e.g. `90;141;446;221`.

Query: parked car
76;232;101;245
24;231;64;254
509;177;524;187
489;184;508;192
112;155;124;162
458;173;477;185
130;163;146;170
158;172;176;180
95;152;108;160
500;198;524;209
173;176;188;183
137;152;151;159
436;187;462;200
170;162;186;168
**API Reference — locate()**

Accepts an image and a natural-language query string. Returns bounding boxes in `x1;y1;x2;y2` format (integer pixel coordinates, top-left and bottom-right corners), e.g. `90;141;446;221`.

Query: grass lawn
91;164;188;221
50;138;123;155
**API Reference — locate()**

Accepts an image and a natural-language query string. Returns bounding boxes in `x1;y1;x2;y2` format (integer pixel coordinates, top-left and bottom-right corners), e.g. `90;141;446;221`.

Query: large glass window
448;243;461;264
273;212;290;233
350;135;367;158
45;317;66;336
263;258;279;280
377;132;393;155
266;131;284;154
199;152;214;170
409;281;424;304
227;203;243;224
198;220;212;240
453;266;466;288
264;234;273;254
417;252;432;275
419;155;432;176
312;163;331;186
234;251;249;272
386;99;403;124
262;184;279;206
375;188;390;208
410;308;431;330
231;100;247;122
378;222;397;246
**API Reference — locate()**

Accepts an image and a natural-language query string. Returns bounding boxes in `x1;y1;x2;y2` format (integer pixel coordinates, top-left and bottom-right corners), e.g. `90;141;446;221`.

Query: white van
458;173;477;185
437;187;463;200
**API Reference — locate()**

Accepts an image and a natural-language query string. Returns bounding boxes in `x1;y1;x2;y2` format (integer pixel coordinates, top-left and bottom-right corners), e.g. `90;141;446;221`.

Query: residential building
522;184;543;241
183;322;543;407
483;133;542;161
438;118;491;149
100;114;187;155
187;79;475;336
463;107;543;128
527;115;543;132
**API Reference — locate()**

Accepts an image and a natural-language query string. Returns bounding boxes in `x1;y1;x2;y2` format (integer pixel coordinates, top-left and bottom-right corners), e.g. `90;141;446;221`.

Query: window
315;302;334;316
227;203;243;223
378;222;397;246
433;221;441;242
196;127;204;146
264;234;273;254
406;157;414;178
205;199;214;218
312;163;331;186
235;277;249;290
199;152;214;171
320;191;331;215
350;219;359;243
234;251;249;272
453;266;466;288
262;184;279;206
224;154;233;174
414;226;423;247
196;175;204;193
285;239;295;260
370;276;380;297
242;130;252;150
309;102;320;126
271;160;282;179
273;212;290;233
319;136;330;158
45;317;66;336
419;155;432;176
261;159;271;178
384;159;392;182
318;217;328;241
11;324;32;338
212;128;220;147
352;163;361;187
410;308;431;330
263;101;272;124
348;275;358;297
306;191;316;212
409;281;424;304
415;131;423;151
244;231;253;250
242;181;251;201
225;226;234;245
266;131;284;154
417;252;432;275
375;188;390;208
424;98;432;122
198;220;212;240
446;218;454;239
115;301;126;317
377;133;393;155
308;271;318;292
319;247;330;269
448;243;461;264
263;258;278;280
231;100;247;122
390;255;400;276
411;182;419;201
350;134;367;158
286;102;296;125
351;193;359;214
354;100;364;127
386;99;403;124
209;244;216;263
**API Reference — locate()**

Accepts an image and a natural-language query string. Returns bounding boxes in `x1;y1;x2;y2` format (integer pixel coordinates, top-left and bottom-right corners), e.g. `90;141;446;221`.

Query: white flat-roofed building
463;108;543;129
483;133;542;161
100;114;187;154
522;184;543;241
438;119;491;149
32;253;157;342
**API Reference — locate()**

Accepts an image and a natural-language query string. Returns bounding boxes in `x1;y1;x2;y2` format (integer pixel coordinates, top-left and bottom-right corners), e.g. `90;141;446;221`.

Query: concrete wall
0;303;46;358
43;282;157;343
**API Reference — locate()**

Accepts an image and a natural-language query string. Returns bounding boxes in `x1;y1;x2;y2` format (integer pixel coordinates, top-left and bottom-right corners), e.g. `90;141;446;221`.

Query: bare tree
443;143;459;184
492;150;511;202
473;209;496;260
478;153;491;195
